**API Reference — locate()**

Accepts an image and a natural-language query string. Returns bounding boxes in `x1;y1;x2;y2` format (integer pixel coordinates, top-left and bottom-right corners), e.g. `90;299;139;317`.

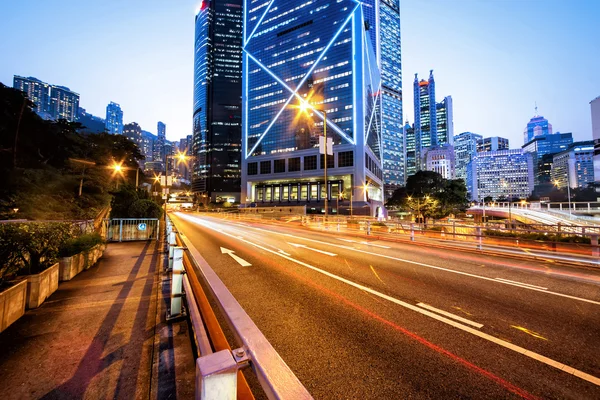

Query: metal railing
104;218;160;242
165;216;313;400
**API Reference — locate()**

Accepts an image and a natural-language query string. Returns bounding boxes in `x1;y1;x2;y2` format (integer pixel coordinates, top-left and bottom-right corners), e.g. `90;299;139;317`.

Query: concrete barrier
24;263;59;309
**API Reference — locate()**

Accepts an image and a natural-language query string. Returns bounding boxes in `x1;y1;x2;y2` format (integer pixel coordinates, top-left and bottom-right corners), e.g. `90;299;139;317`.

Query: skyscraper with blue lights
105;102;123;135
241;0;397;216
192;0;243;203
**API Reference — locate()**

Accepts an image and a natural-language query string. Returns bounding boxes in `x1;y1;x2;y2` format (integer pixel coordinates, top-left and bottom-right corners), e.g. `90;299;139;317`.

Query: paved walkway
0;240;195;400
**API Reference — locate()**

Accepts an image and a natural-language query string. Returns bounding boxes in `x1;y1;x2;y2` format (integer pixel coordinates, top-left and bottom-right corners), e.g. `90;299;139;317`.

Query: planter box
0;279;27;333
60;243;106;280
24;263;59;309
59;253;86;281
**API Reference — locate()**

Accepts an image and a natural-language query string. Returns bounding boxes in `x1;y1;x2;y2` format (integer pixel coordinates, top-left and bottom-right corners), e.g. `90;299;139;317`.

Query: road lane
172;212;600;399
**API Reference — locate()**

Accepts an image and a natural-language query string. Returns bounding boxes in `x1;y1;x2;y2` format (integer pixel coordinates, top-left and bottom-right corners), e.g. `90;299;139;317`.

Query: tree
386;171;468;222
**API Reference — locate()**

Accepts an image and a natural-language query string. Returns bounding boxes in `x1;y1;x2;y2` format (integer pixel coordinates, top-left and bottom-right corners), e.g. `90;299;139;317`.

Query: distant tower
523;107;553;144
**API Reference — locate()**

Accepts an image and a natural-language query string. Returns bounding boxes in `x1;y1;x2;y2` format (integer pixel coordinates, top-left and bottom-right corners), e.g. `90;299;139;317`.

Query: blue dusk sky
1;0;599;147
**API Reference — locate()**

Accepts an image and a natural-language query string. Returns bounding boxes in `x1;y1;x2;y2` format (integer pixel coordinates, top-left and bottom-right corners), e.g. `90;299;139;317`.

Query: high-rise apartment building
156;121;167;167
105;102;123;135
241;0;391;216
141;130;156;162
468;149;534;201
476;136;509;153
123;122;143;150
192;0;243;204
454;132;483;183
77;107;105;134
524;111;553;144
591;96;600;183
13;76;79;122
379;0;405;199
414;71;437;149
551;141;594;189
436;96;454;146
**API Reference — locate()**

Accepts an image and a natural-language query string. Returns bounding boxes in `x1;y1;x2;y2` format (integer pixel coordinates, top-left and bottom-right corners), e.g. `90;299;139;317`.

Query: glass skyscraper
105;102;123;135
435;96;453;146
522;132;573;186
523;112;553;144
453;131;482;183
192;0;243;204
551;141;594;189
379;0;404;199
414;71;436;149
241;0;391;216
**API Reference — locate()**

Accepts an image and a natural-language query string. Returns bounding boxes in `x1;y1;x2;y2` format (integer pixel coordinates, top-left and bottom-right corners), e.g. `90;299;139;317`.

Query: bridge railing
165;215;312;400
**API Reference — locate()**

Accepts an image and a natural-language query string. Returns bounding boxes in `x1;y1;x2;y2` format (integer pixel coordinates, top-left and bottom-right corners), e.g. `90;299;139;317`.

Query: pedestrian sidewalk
0;240;195;400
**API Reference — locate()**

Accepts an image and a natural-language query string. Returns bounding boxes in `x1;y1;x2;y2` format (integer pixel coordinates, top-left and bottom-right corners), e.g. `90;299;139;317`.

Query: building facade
468;149;534;201
522;132;573;186
424;145;455;180
551;141;594;189
379;0;405;199
242;0;389;216
591;96;600;183
141;130;156;162
524;112;553;144
105;102;123;135
13;76;79;122
476;136;509;153
404;122;419;178
77;107;105;134
192;0;243;204
436;96;454;146
454;131;482;183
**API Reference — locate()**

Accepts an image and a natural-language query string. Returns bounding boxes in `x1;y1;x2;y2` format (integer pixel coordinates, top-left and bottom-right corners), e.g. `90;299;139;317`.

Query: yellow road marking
511;325;548;341
370;265;385;285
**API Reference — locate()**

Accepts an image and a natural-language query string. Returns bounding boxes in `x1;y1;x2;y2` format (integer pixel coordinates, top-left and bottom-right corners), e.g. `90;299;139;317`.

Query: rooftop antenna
534;101;538;116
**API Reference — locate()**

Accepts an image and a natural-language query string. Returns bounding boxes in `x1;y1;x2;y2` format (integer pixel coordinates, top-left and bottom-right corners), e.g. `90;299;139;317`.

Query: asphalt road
171;212;600;399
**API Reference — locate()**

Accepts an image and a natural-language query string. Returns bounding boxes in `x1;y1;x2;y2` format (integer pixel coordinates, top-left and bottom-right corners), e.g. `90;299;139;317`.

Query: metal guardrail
165;216;313;400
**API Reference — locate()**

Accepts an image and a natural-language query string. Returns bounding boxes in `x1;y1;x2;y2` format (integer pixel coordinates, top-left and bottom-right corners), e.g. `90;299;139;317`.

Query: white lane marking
278;249;291;256
287;242;337;256
275;232;600;306
179;215;600;387
416;303;483;328
360;241;391;249
338;238;357;243
220;247;252;267
495;278;548;290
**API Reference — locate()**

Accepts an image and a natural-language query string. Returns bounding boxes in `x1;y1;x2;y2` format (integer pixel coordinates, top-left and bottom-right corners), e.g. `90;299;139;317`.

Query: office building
476;136;509;153
192;0;243;204
468;149;534;201
522;132;573;185
380;0;405;198
414;71;437;149
178;135;193;182
552;141;594;189
242;0;391;216
105;102;123;135
454;132;483;183
405;122;419;178
524;110;553;144
424;144;455;180
436;96;454;146
156;121;167;166
591;96;600;183
13;76;79;122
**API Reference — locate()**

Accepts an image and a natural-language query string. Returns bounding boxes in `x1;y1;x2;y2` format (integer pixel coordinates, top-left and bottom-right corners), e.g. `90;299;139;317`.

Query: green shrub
484;229;590;244
128;199;163;218
59;233;104;257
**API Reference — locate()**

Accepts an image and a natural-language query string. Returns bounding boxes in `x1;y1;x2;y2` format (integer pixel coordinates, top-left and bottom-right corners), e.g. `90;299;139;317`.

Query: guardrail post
410;223;415;241
476;227;482;250
196;350;238;400
168;231;177;270
366;221;371;235
167;246;186;319
591;235;599;257
119;219;123;242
